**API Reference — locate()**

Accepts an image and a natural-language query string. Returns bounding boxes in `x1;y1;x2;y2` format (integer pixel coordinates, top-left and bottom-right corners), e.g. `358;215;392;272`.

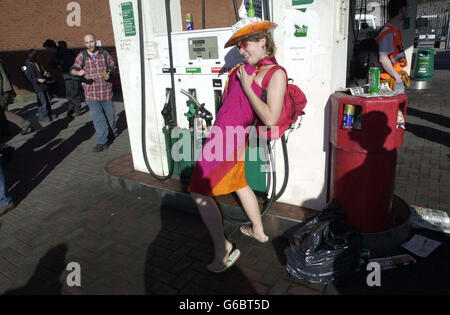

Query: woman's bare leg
191;192;233;270
236;185;268;242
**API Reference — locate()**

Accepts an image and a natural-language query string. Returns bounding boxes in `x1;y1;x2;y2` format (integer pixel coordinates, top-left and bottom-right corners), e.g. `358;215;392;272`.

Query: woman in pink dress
189;18;286;273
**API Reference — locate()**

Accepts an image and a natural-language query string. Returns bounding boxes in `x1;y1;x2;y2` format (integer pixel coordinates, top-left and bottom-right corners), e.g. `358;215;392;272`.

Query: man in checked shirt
71;33;118;152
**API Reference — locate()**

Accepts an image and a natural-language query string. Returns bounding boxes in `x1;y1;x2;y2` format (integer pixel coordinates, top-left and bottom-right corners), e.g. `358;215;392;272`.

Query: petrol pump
109;0;351;218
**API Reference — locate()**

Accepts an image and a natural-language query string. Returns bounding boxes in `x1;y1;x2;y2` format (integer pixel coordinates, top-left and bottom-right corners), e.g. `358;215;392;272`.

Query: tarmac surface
0;68;449;295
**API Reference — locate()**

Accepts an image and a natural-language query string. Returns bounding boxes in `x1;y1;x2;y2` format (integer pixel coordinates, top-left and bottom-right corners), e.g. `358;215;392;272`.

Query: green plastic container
163;127;194;179
413;48;434;81
244;139;266;193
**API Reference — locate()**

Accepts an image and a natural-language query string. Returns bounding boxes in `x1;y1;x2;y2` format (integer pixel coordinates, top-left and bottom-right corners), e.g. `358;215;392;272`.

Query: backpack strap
260;65;297;121
80;50;88;69
101;48;111;68
288;87;297;120
260;65;285;103
261;65;284;90
80;48;110;69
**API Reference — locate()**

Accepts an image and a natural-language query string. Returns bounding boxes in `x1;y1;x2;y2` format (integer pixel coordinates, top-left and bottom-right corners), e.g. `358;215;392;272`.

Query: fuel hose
138;0;174;181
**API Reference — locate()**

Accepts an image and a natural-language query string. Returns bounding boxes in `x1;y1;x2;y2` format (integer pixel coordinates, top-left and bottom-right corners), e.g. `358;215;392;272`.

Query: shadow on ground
4;117;95;205
4;244;68;295
4;109;126;206
10;100;59;120
407;107;450;129
144;194;257;295
406;122;450;147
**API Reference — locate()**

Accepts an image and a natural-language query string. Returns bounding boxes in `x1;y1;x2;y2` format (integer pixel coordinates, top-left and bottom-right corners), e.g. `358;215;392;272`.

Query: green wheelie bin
413;48;435;81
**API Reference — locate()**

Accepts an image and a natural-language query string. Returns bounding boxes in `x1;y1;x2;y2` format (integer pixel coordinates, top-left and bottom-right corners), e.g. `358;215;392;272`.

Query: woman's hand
236;65;255;93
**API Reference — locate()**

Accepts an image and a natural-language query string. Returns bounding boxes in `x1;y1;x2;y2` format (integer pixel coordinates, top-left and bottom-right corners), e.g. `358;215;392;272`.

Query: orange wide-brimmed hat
224;17;278;48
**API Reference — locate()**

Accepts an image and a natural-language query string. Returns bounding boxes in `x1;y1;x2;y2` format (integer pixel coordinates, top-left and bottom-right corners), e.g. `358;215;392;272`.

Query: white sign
283;9;326;81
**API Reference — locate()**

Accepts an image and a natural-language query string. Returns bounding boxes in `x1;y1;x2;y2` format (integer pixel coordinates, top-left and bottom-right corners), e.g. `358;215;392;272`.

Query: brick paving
394;69;450;212
0;67;449;295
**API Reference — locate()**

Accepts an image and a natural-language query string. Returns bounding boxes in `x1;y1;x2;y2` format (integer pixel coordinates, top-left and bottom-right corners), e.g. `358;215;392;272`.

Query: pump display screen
188;36;219;60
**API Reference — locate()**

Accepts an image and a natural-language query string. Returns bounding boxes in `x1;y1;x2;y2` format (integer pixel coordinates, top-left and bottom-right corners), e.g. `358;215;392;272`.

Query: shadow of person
332;111;394;231
9;98;59;119
143;188;257;294
51;100;73;118
4;118;95;205
405;122;450;147
115;110;127;134
294;109;394;232
406;107;450;129
4;244;68;295
9;101;39;119
108;110;127;144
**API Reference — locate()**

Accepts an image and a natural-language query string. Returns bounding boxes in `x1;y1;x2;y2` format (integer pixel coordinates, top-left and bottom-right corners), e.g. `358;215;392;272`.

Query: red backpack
258;65;307;140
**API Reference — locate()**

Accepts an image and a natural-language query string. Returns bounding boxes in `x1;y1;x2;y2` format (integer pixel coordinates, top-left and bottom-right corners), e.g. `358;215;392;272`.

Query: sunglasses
237;40;249;50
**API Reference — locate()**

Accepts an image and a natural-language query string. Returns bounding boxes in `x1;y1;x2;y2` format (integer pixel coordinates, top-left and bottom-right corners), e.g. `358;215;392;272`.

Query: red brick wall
0;0;115;52
0;0;116;95
0;0;242;96
180;0;243;31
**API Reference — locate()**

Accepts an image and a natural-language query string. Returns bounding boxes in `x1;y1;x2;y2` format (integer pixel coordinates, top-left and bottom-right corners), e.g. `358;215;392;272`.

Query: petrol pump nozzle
198;106;213;127
184;101;197;129
161;89;175;127
180;89;213;127
180;89;201;109
181;89;201;129
161;103;175;127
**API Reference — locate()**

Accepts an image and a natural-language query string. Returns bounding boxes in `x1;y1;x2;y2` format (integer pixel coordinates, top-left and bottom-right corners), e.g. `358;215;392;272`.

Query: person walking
58;41;82;117
376;0;410;93
43;39;82;117
23;49;55;123
189;18;286;273
70;33;118;152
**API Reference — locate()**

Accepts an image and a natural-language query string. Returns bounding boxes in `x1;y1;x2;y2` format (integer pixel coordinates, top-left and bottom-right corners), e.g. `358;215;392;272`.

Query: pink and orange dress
188;63;263;197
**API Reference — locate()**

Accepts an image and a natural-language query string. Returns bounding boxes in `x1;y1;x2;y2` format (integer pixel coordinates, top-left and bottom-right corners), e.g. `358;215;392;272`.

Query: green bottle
248;0;255;18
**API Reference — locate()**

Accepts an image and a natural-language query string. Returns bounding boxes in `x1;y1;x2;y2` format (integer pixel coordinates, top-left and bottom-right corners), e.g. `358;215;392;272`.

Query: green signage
292;0;313;5
294;24;308;37
186;67;201;73
121;2;136;37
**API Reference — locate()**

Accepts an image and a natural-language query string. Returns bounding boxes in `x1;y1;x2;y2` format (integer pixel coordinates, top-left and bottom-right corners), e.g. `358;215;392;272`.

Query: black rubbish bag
285;200;362;284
